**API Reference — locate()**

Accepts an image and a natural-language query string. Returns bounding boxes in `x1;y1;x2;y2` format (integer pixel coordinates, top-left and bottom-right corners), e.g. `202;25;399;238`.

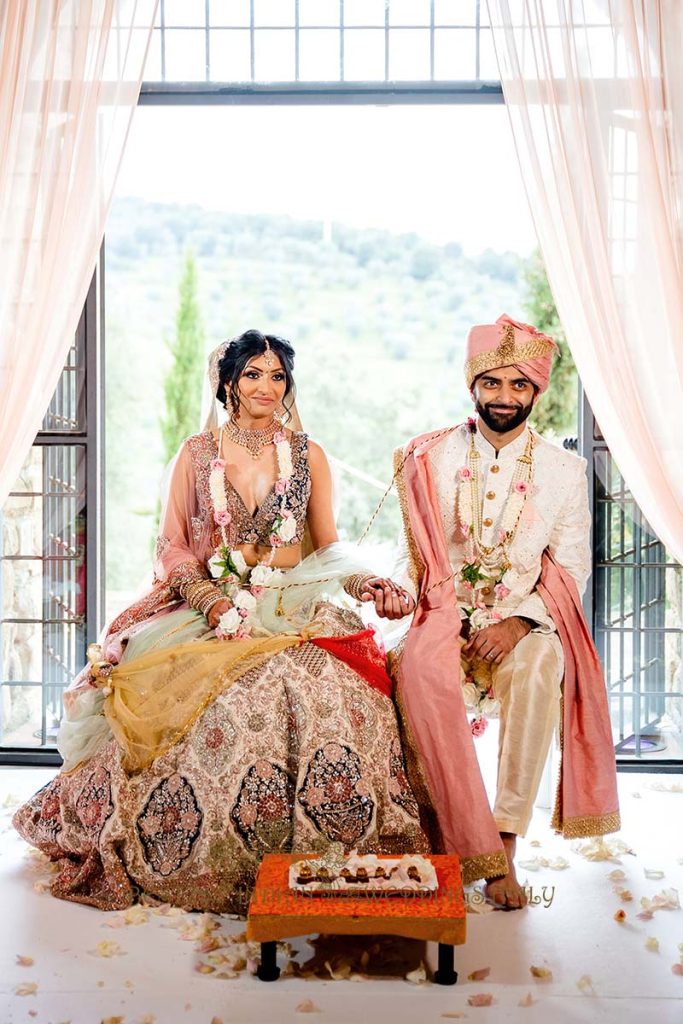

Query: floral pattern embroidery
230;760;294;855
193;703;238;776
136;774;203;877
387;738;419;819
298;742;374;845
75;765;114;836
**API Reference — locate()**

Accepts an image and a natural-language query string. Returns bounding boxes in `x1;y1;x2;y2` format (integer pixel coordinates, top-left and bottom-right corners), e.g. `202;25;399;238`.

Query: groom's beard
475;396;534;434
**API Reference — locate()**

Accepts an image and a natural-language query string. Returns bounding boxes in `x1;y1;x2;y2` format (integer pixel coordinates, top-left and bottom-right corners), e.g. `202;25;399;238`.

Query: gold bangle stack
183;579;223;616
343;573;375;602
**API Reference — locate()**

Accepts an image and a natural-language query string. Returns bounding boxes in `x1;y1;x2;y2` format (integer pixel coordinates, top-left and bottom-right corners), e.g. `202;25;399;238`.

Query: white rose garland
206;426;295;639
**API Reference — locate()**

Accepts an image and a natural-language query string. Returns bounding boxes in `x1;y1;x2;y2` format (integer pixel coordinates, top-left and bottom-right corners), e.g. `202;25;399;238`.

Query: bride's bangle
184;579;223;616
343;573;375;602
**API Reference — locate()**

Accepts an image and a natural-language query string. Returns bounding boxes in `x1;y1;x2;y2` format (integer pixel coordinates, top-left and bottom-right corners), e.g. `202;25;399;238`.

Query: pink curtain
0;0;157;507
486;0;683;562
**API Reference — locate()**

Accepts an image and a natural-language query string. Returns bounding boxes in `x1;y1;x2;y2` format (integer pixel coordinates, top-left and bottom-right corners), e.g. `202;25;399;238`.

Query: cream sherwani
422;422;591;836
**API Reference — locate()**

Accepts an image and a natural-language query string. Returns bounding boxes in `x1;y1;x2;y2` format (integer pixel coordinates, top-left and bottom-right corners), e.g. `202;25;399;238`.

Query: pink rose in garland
471;716;488;737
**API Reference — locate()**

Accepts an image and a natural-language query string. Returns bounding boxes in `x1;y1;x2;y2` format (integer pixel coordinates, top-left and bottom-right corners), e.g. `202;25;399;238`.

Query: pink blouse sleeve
153;441;209;594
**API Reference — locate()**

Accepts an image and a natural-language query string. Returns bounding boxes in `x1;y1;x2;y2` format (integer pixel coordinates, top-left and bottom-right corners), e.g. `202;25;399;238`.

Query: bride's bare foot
484;832;528;911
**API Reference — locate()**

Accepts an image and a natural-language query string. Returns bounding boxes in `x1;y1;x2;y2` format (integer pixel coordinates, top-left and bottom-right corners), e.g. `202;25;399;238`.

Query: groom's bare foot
485;832;528;911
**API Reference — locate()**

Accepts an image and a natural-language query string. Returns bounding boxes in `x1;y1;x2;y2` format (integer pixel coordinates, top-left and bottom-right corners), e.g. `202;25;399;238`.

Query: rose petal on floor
671;964;683;976
616;888;633;901
467;967;490;982
90;940;126;958
529;965;553;980
573;837;635;862
645;780;683;793
644;869;666;880
405;962;427;984
467;993;493;1007
614;910;626;922
645;937;660;952
15;954;34;966
14;982;37;996
607;869;626;881
518;993;536;1007
295;999;322;1013
576;974;595;994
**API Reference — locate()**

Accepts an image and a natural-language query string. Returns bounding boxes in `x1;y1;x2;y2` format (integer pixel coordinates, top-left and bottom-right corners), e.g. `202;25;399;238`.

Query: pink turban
464;314;558;394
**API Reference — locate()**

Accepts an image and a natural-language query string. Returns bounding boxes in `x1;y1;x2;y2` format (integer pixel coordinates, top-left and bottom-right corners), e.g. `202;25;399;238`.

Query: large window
0;269;103;763
582;399;682;765
145;0;498;86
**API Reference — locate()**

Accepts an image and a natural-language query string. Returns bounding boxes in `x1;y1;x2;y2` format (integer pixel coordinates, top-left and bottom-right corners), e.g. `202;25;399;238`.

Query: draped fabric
0;0;158;507
486;0;683;562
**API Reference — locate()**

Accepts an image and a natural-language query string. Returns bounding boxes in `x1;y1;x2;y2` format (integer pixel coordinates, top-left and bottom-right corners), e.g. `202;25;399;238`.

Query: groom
372;314;620;909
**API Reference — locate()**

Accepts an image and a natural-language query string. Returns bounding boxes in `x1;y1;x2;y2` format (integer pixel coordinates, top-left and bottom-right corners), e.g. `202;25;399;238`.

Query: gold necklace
225;418;278;460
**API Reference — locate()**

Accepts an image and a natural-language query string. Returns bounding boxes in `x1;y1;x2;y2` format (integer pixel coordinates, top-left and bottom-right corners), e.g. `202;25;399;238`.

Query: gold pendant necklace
225;418;278;460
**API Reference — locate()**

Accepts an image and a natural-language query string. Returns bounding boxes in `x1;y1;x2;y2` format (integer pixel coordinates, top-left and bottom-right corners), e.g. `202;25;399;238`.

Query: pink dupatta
394;430;507;885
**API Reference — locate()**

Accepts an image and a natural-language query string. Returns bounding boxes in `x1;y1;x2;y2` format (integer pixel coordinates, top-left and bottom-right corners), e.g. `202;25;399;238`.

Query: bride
14;329;428;913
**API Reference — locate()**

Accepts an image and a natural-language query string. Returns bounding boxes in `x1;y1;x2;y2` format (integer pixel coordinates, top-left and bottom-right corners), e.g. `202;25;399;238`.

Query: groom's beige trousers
483;631;564;837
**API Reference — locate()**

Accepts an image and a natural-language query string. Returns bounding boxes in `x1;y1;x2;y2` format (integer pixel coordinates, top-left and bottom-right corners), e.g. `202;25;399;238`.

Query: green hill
105;197;527;592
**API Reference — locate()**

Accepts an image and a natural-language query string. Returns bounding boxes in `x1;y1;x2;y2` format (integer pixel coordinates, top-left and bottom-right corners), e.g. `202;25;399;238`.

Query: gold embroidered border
393;446;425;595
461;850;508;886
556;811;622;839
465;336;555;388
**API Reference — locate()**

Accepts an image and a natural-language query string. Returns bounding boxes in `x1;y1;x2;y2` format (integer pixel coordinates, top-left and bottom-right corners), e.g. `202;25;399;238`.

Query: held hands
360;578;416;620
462;615;532;666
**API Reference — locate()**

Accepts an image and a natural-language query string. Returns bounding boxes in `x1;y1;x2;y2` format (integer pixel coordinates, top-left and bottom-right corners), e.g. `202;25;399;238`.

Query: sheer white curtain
486;0;683;562
0;0;157;507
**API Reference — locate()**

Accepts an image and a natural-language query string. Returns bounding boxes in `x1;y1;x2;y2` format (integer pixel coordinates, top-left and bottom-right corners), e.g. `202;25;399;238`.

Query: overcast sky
115;103;537;256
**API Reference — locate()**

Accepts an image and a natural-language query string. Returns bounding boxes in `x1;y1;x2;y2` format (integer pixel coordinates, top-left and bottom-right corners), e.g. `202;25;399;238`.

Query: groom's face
472;366;537;433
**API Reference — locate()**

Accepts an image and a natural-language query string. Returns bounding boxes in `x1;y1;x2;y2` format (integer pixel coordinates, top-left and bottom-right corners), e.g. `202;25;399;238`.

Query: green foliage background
524;250;577;437
105;198;575;599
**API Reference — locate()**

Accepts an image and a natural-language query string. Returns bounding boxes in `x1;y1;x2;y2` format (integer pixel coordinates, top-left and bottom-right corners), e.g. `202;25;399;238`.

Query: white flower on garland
230;550;248;578
207;553;224;579
461;682;480;709
250;563;281;587
277;512;297;543
217;607;242;635
233;589;257;612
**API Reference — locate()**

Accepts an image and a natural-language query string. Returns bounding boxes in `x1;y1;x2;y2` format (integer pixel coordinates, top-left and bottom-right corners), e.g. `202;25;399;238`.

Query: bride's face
236;352;287;420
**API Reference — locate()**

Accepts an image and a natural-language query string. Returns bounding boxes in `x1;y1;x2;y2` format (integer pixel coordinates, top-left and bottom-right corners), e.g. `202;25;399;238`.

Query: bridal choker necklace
226;418;278;460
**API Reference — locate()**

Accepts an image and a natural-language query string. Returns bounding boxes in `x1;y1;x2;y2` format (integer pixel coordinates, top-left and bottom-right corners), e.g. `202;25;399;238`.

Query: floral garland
456;419;535;735
205;425;292;639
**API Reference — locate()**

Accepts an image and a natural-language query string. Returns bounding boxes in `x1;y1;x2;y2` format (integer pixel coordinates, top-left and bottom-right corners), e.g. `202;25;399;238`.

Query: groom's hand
360;578;416;620
462;616;532;665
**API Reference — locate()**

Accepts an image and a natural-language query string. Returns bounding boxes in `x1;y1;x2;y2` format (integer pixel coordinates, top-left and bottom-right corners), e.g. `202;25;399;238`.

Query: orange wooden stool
247;853;466;985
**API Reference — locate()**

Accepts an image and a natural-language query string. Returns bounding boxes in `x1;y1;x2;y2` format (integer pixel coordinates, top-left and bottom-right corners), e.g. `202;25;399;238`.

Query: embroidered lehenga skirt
13;603;429;914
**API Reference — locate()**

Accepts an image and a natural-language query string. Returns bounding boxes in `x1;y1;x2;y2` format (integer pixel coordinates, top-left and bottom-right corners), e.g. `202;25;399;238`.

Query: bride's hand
360;578;416;620
207;599;234;630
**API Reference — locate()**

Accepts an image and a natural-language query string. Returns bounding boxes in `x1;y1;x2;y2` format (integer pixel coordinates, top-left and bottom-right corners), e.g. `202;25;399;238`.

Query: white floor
1;766;682;1024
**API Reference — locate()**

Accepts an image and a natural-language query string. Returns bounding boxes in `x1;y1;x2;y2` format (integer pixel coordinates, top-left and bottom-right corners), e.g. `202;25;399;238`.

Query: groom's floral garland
206;429;292;639
456;418;535;735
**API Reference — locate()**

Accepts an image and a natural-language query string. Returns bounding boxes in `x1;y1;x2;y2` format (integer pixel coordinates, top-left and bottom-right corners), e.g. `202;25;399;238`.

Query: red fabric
311;628;393;699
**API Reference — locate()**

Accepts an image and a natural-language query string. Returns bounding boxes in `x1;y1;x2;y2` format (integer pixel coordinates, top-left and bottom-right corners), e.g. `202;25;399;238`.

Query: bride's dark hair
216;329;297;424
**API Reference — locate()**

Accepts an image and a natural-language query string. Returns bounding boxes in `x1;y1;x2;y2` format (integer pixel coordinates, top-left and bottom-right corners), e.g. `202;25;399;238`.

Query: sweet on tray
289;850;438;895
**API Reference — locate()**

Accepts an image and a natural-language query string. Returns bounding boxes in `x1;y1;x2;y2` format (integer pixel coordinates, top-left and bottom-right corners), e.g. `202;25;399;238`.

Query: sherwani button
483;517;493;527
490;465;500;473
482;587;492;596
486;491;496;500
